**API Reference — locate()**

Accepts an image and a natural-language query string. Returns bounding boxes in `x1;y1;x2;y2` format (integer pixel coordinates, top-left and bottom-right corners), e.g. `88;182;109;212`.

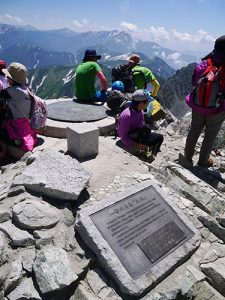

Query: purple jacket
117;106;145;148
186;53;225;116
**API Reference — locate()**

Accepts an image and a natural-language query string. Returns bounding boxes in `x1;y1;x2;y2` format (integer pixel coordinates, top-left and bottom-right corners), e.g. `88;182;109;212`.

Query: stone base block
67;123;99;158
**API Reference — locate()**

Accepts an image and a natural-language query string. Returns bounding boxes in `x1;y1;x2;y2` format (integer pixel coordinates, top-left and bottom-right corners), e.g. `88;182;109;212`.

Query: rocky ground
0;112;225;300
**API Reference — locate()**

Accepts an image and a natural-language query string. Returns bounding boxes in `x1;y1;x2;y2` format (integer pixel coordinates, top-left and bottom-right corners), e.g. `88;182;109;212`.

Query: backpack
192;58;225;108
112;64;135;93
112;64;148;93
144;99;166;123
107;90;132;113
113;98;132;139
28;89;48;129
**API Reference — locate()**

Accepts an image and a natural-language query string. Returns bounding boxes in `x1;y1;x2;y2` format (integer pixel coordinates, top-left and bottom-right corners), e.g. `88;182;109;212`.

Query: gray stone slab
76;180;201;296
47;100;108;122
12;149;91;201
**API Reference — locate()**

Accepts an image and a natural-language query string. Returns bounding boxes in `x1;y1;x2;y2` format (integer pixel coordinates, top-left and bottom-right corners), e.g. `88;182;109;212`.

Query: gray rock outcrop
12;149;91;201
33;247;78;294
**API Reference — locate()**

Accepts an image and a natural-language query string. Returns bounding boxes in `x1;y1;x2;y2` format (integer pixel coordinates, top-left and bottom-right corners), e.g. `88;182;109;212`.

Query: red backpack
193;58;225;108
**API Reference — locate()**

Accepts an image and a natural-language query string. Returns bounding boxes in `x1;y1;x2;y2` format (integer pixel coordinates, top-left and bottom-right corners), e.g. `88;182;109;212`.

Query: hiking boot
139;151;155;163
146;153;155;163
178;153;193;168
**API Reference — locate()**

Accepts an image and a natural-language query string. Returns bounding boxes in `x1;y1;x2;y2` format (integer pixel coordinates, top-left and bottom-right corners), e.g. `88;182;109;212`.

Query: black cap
214;35;225;53
83;49;101;61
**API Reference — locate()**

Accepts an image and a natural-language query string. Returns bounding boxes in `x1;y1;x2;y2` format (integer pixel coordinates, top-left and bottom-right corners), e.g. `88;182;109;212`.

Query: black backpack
111;64;148;93
111;64;136;93
107;90;132;113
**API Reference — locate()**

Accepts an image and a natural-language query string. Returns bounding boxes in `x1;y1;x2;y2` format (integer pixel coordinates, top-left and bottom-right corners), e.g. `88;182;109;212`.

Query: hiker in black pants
117;89;164;162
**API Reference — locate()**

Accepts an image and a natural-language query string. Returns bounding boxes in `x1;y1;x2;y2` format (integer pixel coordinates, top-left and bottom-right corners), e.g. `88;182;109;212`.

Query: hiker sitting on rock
117;89;164;162
0;62;37;159
75;49;108;103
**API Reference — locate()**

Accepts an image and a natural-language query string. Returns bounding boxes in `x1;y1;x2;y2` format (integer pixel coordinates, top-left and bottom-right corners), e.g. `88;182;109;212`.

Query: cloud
82;19;88;25
172;30;192;41
118;20;215;55
0;14;22;23
72;20;83;28
120;21;137;31
119;22;170;42
146;26;170;42
172;29;214;43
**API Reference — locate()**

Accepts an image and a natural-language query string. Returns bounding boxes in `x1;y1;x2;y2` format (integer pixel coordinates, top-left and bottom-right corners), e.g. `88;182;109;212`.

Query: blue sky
1;0;225;56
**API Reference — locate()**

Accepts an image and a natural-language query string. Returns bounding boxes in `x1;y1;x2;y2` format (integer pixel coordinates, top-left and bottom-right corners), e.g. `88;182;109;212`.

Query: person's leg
184;111;205;162
140;129;164;156
149;133;164;156
198;111;225;166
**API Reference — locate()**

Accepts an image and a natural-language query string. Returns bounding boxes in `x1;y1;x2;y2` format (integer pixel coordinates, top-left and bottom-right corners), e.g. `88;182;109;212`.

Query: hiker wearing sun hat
75;49;108;102
0;60;7;91
0;62;37;155
2;62;28;85
117;89;163;162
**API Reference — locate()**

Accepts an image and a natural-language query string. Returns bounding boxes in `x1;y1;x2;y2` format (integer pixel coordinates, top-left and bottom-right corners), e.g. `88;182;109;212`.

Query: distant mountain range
0;23;198;70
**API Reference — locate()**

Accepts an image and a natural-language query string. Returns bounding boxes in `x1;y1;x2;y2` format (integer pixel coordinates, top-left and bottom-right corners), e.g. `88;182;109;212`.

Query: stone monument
47;100;108;122
76;180;201;296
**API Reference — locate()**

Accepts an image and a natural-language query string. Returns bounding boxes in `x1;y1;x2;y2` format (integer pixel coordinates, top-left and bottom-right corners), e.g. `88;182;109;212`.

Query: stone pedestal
67;123;99;158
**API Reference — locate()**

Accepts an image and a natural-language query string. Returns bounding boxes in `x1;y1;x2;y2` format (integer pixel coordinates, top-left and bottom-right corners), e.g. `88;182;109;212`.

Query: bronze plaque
139;221;186;263
90;186;194;279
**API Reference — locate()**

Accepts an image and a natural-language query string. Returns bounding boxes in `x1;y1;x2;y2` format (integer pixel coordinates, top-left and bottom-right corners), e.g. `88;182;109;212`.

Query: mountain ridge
0;23;198;69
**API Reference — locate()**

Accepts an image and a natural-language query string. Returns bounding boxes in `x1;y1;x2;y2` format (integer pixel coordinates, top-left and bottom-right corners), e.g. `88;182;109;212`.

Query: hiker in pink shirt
0;62;37;156
185;35;225;167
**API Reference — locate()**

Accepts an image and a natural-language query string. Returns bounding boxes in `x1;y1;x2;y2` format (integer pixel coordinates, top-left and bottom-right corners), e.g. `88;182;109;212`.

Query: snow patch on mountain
36;75;47;92
106;53;131;61
62;69;75;85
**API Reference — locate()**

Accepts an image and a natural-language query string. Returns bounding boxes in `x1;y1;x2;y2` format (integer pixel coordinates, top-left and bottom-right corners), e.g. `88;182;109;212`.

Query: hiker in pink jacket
185;35;225;167
0;62;37;155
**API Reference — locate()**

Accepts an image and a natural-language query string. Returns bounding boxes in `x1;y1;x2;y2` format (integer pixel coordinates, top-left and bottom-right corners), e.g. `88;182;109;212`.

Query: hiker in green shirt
75;49;108;102
128;54;160;97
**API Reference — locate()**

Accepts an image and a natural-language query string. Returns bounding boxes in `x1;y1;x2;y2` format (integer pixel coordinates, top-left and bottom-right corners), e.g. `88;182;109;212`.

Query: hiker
0;60;7;91
75;49;108;103
184;35;225;168
128;54;166;123
128;54;160;97
0;62;37;159
117;89;164;162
